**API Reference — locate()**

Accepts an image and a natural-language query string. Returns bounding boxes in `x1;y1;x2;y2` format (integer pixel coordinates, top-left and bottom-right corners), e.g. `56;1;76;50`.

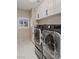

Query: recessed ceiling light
29;0;40;3
29;0;37;2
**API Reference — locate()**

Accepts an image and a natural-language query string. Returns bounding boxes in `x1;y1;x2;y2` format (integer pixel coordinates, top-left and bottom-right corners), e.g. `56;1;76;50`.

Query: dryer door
44;31;61;54
44;31;61;59
53;32;61;57
45;32;55;51
34;28;41;44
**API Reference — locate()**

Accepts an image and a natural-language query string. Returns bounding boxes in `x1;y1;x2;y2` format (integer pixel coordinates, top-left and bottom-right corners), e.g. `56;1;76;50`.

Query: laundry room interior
17;0;61;59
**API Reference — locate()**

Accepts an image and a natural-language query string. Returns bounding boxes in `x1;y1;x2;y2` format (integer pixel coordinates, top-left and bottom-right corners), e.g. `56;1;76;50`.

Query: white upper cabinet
36;0;47;19
35;0;61;20
54;0;61;14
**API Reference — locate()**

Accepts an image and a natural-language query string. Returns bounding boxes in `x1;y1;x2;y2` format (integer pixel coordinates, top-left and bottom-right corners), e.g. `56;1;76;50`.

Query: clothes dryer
42;25;61;59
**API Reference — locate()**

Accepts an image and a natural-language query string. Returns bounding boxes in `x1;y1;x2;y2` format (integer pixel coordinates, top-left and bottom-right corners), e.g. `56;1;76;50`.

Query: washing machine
34;26;43;59
42;25;61;59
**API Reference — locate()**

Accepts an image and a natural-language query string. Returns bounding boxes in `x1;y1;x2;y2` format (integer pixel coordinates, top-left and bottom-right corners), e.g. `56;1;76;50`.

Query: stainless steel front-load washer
42;25;61;59
34;27;43;59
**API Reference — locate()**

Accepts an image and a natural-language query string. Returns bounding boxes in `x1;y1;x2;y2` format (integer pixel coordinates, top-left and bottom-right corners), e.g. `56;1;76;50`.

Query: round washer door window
34;29;40;43
45;34;55;51
45;32;60;52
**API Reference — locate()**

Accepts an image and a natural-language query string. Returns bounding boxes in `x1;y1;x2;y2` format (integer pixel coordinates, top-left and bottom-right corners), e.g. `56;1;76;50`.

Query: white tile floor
17;39;38;59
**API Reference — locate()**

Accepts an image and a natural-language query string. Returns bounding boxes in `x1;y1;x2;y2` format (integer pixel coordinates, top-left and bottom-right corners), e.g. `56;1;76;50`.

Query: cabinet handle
37;14;39;18
46;9;48;15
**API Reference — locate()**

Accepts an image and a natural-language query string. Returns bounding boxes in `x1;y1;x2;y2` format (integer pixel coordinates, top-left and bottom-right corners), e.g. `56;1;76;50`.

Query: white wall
17;9;30;18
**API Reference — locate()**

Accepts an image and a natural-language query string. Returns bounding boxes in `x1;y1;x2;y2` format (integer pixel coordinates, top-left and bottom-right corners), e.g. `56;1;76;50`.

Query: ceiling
17;0;42;10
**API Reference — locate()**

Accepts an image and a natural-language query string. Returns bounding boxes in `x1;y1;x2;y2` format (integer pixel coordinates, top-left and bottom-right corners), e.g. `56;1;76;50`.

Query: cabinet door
39;0;49;19
44;0;49;17
35;7;38;19
48;0;61;16
55;0;61;13
39;2;44;19
53;0;61;14
48;0;54;16
36;5;41;19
